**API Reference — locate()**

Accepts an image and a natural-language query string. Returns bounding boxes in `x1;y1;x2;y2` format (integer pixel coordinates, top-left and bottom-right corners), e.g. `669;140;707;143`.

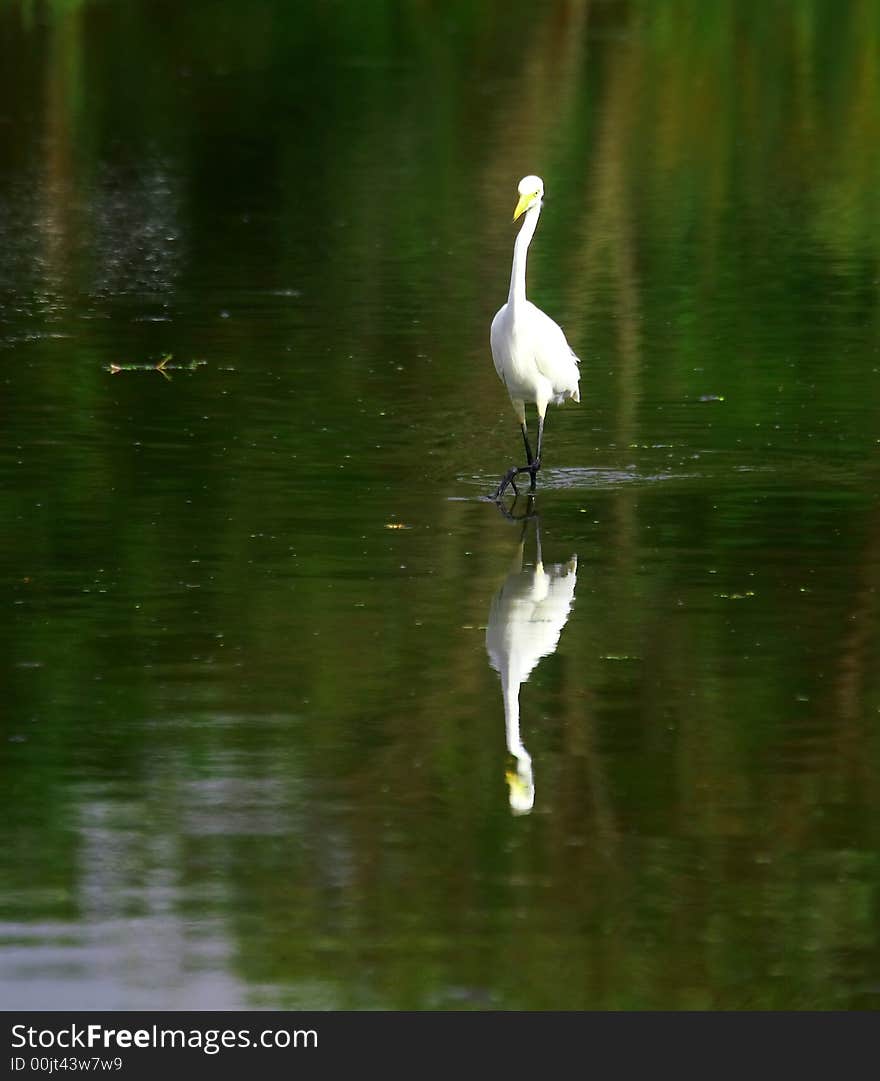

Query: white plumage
486;526;578;815
490;175;580;500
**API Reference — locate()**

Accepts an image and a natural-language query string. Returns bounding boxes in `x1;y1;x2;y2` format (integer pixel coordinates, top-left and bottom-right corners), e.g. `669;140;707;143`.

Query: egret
485;515;578;814
490;175;580;500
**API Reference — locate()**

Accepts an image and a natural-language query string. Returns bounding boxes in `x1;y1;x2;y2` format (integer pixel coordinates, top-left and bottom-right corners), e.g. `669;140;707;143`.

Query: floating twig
107;353;207;381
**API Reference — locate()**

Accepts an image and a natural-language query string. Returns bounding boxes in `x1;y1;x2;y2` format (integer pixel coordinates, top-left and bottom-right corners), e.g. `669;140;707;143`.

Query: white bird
485;519;578;814
490;175;580;500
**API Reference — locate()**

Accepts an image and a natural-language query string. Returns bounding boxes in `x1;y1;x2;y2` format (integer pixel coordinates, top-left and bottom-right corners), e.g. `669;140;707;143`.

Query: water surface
1;0;879;1010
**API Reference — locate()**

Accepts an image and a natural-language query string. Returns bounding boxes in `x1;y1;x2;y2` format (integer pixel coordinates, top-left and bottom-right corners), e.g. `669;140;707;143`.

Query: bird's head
513;175;544;221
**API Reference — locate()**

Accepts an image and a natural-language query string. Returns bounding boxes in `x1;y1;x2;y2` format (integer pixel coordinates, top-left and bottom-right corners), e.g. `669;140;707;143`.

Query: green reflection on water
0;0;879;1010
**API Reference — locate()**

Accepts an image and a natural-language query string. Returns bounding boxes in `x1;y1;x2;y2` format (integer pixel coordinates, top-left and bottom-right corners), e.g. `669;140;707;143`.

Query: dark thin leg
528;413;545;492
491;416;543;502
520;422;535;466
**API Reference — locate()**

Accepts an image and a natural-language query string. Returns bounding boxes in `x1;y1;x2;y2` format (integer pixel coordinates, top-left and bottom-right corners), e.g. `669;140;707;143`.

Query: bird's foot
493;463;539;502
492;466;520;501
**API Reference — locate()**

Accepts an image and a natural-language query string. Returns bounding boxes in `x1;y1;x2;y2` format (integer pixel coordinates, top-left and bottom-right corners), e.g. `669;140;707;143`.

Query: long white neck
507;201;542;308
502;666;528;762
502;663;534;814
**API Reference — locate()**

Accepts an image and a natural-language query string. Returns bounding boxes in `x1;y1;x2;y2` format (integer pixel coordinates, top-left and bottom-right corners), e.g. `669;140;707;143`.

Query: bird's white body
491;299;580;425
491;175;580;431
486;549;579;689
486;535;578;814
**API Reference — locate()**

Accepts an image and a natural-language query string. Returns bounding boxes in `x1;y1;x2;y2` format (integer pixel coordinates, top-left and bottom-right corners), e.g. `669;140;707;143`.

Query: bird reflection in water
485;500;578;814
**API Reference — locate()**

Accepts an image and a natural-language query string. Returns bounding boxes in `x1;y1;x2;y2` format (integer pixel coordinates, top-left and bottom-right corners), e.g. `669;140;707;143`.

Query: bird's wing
490;305;510;381
525;303;581;391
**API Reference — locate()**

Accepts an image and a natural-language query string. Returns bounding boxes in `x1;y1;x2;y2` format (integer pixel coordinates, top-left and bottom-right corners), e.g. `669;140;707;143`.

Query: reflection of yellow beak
513;191;536;221
505;769;534;815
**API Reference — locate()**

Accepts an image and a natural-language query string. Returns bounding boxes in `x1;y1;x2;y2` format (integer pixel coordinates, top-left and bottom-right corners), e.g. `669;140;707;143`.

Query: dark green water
2;0;879;1010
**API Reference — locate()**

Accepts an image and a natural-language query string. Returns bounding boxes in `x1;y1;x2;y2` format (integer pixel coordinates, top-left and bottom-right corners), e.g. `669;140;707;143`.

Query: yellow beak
513;191;536;222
